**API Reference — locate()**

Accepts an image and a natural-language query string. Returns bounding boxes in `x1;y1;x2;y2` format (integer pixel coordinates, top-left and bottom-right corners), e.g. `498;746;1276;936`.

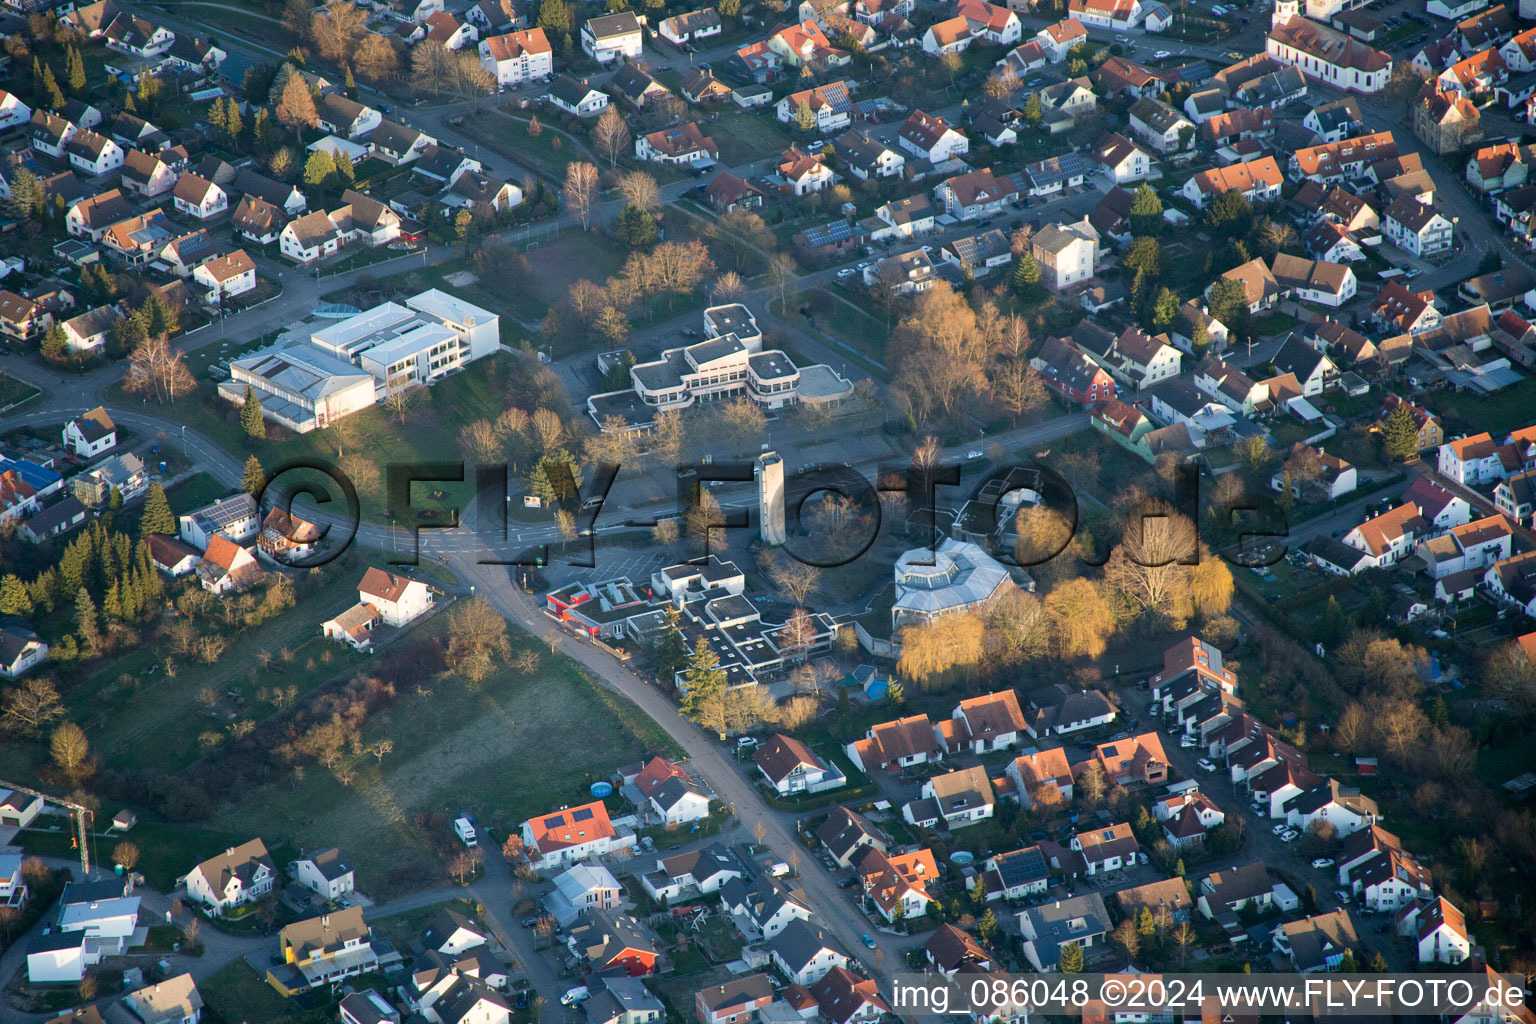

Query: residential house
1115;878;1194;926
933;167;1016;221
1342;501;1425;567
769;920;848;986
521;799;633;869
975;846;1049;902
1031;219;1099;292
659;7;722;44
192;250;257;305
1414;87;1483;155
1181;155;1284;208
1384;197;1455;256
696;976;774;1024
1070;822;1141;874
120;148;178;198
62;407;117;459
817;807;889;869
1398;897;1470;964
847;714;941;771
0;626;49;680
774;147;837;194
1128;98;1193;154
71;451;145;505
232;195;286;246
1018;893;1111;971
268;907;381;996
904;765;995;829
922;15;973;54
178;493;259;549
1005;747;1074;808
898;110;968;163
1196;862;1273;922
549;74;610;116
479;28;552;86
1031;335;1118;406
1091;732;1169;786
809;968;888;1024
836;129;903;180
567;910;658;977
774;81;854;133
66;189;133;240
636;123;718;165
719;876;813;939
184;839;275;913
766;20;850;68
1274;909;1358;972
1439;431;1506;484
64;131;126;184
939;690;1028;754
291;848;355;901
543;862;624;927
1024;683;1118;738
195;535;263;594
280;210;343;264
0;291;52;345
641;844;740;902
582;11;643;61
754;734;845;794
1093;132;1153;185
856;845;937;922
957;0;1021;42
112;975;203;1024
925;924;993;976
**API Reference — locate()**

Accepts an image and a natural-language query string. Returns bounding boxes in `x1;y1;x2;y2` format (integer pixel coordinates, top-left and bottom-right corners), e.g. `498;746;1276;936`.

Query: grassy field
200;959;294;1024
193;619;682;892
1434;376;1536;435
110;356;523;524
17;821;258;893
710;112;794;166
0;372;40;412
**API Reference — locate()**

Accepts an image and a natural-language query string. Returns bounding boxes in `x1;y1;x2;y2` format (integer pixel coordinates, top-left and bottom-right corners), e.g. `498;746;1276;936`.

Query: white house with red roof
478;28;552;86
898;110;968;163
810;967;889;1024
1068;0;1142;31
357;567;436;627
753;734;845;795
1342;502;1425;568
1438;431;1507;485
1035;18;1087;61
939;690;1028;754
956;0;1021;44
1397;897;1471;963
855;846;938;922
1402;477;1473;532
521;800;634;869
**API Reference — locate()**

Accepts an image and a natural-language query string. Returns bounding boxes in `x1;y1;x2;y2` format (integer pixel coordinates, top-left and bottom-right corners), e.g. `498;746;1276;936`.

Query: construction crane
0;778;95;877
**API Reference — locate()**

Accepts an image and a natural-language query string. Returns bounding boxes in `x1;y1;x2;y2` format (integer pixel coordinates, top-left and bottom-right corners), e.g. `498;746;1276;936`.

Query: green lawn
1433;375;1536;435
0;372;40;412
111;356;521;524
200;959;293;1024
17;821;254;893
710;112;794;166
198;621;682;893
369;896;480;952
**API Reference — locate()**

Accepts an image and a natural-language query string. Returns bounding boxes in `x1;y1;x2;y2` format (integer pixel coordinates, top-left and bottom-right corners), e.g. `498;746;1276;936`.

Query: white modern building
221;290;499;432
586;304;852;428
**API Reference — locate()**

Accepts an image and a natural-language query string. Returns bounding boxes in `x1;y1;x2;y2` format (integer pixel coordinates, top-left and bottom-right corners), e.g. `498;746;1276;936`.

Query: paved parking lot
564;548;668;585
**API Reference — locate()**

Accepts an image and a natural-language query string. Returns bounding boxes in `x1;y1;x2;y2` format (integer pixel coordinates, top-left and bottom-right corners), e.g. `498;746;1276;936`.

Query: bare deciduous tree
617;170;660;211
593;107;631;168
563;161;600;231
123;337;195;403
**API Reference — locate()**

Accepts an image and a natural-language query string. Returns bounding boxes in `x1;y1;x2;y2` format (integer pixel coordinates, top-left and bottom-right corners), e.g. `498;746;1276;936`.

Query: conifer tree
66;47;86;93
242;455;266;495
240;386;266;440
139;482;176;537
41;64;65;112
226;100;244;146
0;575;33;616
75;587;100;652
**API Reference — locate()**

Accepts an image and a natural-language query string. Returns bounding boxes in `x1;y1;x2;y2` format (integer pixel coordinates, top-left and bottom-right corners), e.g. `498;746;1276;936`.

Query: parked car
836;267;856;278
1280;829;1301;842
861;934;877;949
838;876;859;888
1179;735;1197;748
1273;824;1291;837
1335;888;1353;903
1197;758;1218;772
1312;858;1335;869
1152;49;1171;58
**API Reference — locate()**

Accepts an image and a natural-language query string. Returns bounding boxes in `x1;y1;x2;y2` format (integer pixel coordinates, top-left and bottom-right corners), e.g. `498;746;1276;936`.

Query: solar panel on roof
544;814;566;827
572;807;595;822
